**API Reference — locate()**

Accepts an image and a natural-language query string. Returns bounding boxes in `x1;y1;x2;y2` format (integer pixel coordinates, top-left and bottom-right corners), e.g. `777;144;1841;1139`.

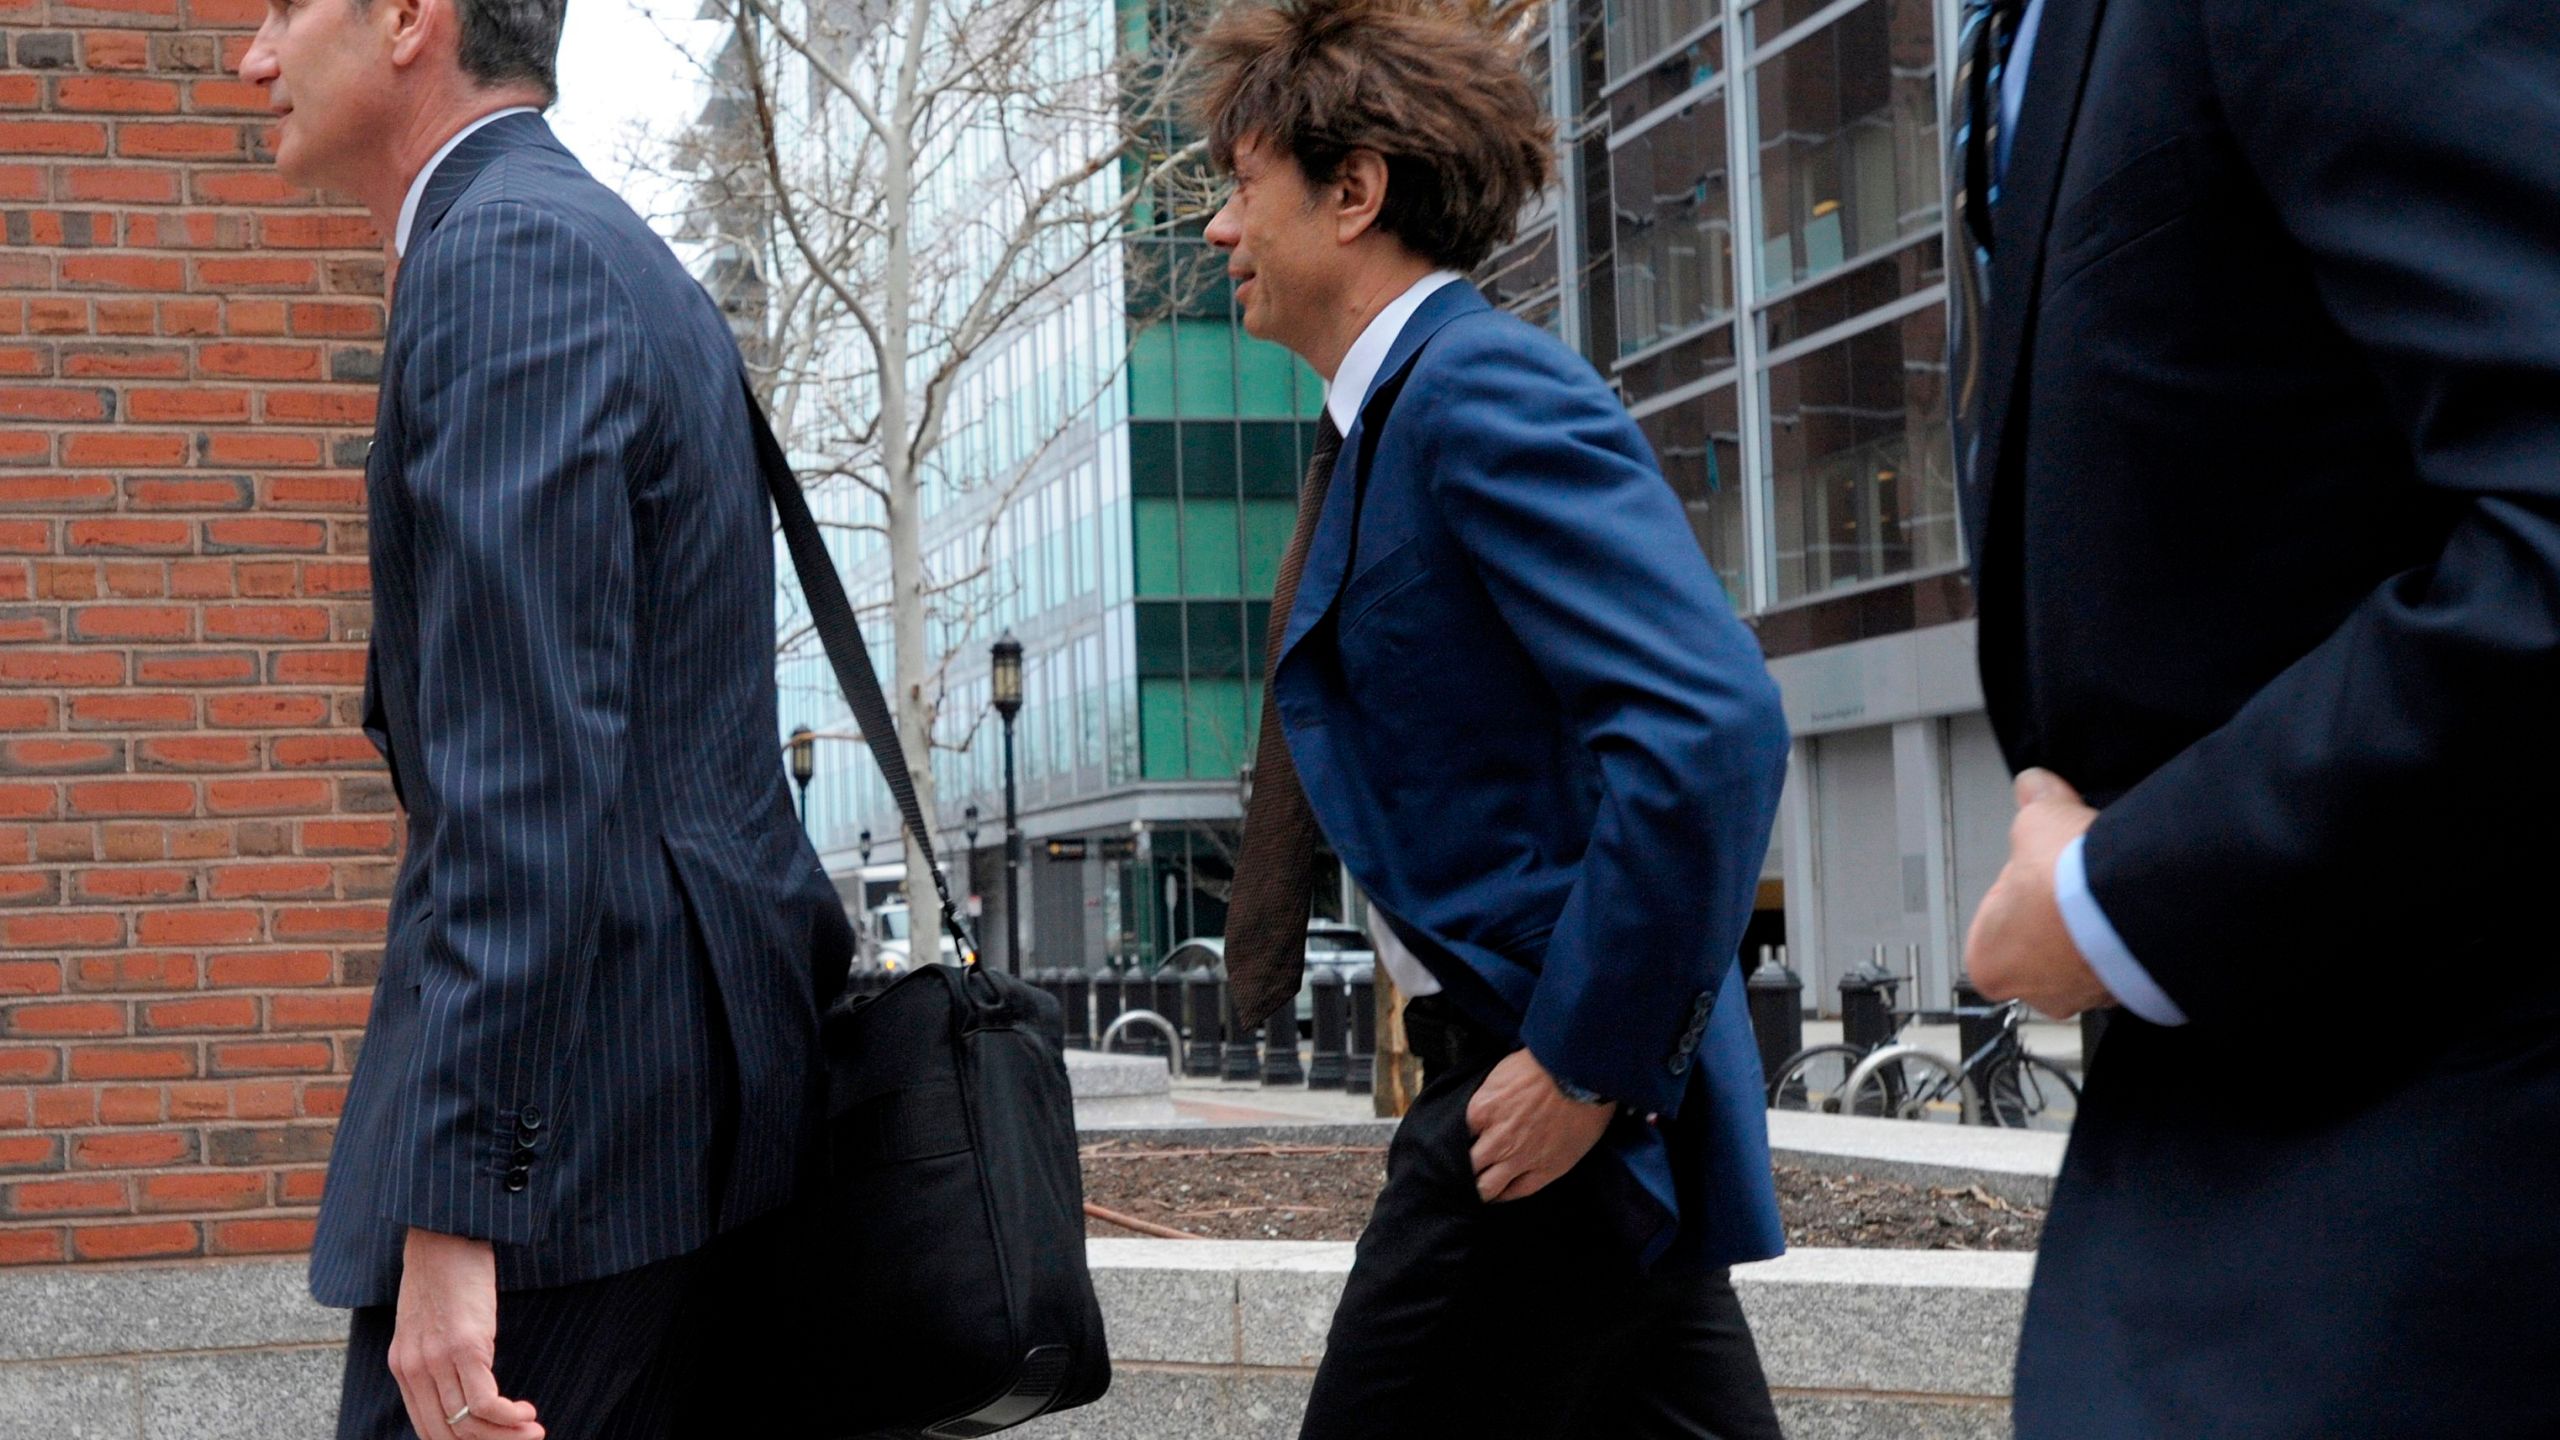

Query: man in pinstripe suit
242;2;855;1436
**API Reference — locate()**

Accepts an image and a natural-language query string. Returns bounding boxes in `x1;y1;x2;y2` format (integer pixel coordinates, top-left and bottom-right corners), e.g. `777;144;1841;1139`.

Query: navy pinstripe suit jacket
310;114;854;1309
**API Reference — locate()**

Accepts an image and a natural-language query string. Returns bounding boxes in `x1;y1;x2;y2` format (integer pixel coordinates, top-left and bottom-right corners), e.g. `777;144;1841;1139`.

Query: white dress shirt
1323;269;1463;996
1995;0;2186;1027
394;106;541;258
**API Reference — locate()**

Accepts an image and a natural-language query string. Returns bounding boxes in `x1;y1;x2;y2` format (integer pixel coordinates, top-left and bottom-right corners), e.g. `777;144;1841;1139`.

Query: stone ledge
0;1241;2023;1440
1076;1120;1397;1147
1766;1109;2065;1207
1087;1240;2027;1397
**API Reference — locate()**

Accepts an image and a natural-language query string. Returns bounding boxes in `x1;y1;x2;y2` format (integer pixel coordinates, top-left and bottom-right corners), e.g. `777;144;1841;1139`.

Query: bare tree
680;0;1214;960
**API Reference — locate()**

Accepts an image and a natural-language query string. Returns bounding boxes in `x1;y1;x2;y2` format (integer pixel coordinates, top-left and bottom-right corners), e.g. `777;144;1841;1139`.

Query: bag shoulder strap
741;372;980;965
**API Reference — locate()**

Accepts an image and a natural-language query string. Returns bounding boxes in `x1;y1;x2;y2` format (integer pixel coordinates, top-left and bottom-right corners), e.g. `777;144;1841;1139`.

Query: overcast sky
548;0;724;243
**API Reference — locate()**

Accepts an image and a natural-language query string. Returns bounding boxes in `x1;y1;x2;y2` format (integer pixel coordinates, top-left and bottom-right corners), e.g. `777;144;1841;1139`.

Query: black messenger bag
746;375;1111;1437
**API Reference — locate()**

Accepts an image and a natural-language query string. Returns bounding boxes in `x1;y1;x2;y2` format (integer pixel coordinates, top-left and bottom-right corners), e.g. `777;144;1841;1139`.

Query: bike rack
1099;1009;1180;1074
1841;1043;1982;1125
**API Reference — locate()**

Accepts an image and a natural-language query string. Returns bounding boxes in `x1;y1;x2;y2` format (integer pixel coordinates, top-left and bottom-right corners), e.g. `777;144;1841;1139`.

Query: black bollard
1093;963;1126;1050
1184;963;1224;1077
1744;946;1804;1091
1838;954;1901;1054
1345;968;1377;1095
1115;969;1155;1055
1306;967;1349;1089
1035;968;1069;1052
1060;967;1092;1050
1221;981;1261;1083
1261;1011;1306;1086
1951;980;2017;1070
1153;967;1188;1061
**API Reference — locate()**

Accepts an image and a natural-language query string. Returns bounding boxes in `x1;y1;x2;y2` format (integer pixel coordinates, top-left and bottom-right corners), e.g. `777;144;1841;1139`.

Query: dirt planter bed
1079;1139;2046;1251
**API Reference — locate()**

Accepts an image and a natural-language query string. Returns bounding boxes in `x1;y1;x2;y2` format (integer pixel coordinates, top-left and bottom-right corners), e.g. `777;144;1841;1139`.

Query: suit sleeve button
504;1165;530;1192
516;1106;543;1131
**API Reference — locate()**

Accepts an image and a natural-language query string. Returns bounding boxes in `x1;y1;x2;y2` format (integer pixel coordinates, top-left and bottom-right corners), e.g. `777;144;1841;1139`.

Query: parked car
869;900;962;970
1160;922;1375;1033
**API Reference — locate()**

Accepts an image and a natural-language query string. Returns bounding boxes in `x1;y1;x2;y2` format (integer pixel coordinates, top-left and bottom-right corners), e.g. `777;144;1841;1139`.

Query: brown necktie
1224;415;1344;1030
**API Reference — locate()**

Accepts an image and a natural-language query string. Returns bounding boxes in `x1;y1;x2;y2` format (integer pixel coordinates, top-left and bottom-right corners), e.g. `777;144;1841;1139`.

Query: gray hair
355;0;567;100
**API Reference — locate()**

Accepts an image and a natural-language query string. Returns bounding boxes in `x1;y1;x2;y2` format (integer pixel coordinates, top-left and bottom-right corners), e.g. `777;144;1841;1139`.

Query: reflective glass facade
1538;0;1958;614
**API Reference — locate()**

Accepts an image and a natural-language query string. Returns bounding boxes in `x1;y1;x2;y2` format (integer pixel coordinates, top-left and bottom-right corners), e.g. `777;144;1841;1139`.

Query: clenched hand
1964;768;2114;1020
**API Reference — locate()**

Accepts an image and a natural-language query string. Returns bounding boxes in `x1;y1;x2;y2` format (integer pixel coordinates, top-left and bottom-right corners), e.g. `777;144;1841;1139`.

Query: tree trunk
880;63;944;967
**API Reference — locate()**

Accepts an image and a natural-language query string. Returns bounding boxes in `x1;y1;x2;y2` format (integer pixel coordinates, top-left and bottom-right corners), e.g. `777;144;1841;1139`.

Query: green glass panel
1184;677;1251;780
1134;498;1182;596
1186;599;1247;677
1172;323;1238;416
1130;326;1176;418
1179;423;1238;498
1237;338;1301;417
1130;421;1178;497
1239;421;1305;497
1135;600;1187;676
1244;599;1274;675
1181;498;1243;599
1140;678;1189;780
1296;357;1327;416
1242;499;1294;597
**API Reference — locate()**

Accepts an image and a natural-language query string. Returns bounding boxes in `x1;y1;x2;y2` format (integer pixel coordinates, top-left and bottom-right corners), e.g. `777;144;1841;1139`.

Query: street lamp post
990;633;1025;976
788;724;816;832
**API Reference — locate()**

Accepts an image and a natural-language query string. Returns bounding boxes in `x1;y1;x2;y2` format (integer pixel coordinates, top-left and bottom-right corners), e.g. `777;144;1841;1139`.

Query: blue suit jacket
1275;283;1790;1269
310;115;854;1308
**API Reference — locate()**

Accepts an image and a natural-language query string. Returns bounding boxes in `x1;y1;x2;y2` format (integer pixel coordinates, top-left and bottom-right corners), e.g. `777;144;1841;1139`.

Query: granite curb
0;1242;2026;1439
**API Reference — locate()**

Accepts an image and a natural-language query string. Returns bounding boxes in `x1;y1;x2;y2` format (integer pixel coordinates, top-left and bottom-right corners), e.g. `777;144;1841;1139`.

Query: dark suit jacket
1277;283;1792;1271
310;115;854;1308
1967;1;2560;1431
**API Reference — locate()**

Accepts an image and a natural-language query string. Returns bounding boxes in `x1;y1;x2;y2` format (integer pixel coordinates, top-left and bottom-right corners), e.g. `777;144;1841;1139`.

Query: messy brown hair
1191;0;1556;273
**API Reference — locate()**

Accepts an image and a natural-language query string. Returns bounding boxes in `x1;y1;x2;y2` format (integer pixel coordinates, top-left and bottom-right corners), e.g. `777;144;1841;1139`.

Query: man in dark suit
241;2;851;1436
1198;2;1793;1434
1954;0;2560;1432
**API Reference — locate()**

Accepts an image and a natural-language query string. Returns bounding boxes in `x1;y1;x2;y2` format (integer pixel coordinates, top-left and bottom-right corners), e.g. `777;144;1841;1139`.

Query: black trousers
1297;996;1785;1440
335;1201;829;1440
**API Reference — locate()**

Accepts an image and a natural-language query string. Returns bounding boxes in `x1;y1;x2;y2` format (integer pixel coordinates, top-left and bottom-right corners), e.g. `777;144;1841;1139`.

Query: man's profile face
1205;135;1342;360
240;0;400;195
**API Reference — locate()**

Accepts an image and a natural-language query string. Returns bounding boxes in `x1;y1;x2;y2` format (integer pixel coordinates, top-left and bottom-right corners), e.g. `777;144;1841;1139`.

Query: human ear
1333;149;1390;245
386;0;437;69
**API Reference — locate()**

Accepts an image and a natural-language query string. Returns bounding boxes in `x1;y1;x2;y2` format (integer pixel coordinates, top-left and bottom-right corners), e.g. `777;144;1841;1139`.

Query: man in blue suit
241;1;851;1436
1198;2;1792;1434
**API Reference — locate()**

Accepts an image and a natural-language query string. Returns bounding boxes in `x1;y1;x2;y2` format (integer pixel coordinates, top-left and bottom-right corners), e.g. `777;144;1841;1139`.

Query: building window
1605;0;1723;87
1746;0;1942;294
1609;97;1738;382
1760;303;1954;603
1638;383;1748;606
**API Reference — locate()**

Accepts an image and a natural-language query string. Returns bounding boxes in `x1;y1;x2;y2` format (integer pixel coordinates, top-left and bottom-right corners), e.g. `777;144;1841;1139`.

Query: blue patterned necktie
1951;0;2026;444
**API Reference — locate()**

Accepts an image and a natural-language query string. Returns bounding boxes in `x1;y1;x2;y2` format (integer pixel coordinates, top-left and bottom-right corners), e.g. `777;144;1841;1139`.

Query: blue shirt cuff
2054;833;2189;1027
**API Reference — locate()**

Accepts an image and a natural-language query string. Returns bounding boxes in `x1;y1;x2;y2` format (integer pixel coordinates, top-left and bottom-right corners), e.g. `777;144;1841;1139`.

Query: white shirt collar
1324;270;1464;435
395;106;542;257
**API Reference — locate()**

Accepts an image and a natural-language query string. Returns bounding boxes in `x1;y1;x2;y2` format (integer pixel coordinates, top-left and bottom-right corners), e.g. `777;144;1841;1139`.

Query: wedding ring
448;1403;473;1427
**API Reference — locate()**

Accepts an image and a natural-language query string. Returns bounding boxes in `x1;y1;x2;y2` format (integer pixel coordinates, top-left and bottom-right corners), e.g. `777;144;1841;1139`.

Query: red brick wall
0;0;390;1266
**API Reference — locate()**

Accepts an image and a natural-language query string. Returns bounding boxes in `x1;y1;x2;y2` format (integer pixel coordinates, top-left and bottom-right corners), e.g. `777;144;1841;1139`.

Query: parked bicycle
1768;995;2079;1131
